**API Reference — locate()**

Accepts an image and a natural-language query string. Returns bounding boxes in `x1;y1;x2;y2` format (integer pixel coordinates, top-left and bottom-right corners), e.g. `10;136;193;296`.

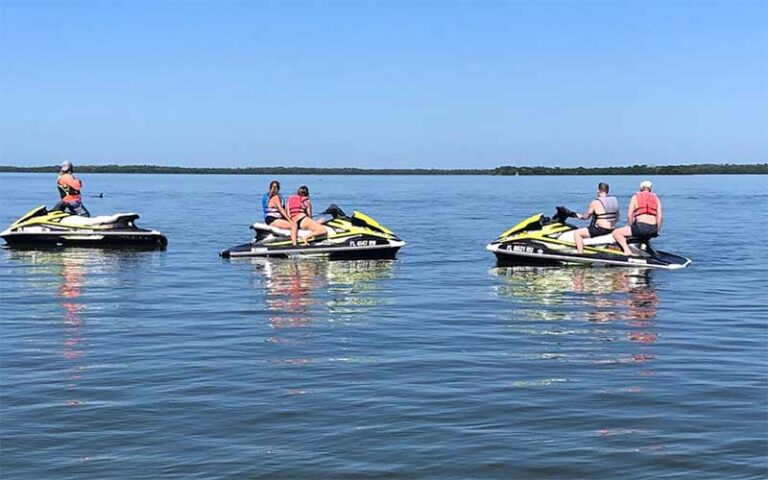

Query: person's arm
275;197;291;220
627;196;637;225
578;200;597;220
656;199;663;234
305;199;313;218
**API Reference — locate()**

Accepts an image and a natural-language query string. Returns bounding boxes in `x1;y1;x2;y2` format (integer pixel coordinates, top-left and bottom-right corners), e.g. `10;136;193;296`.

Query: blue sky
1;0;766;168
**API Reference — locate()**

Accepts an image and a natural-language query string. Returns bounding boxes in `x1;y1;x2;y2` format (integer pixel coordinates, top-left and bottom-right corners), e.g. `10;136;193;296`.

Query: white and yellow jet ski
1;206;167;249
486;206;690;269
220;204;405;260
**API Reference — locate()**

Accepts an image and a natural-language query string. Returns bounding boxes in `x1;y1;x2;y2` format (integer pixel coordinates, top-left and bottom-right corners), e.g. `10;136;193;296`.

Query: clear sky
1;0;766;168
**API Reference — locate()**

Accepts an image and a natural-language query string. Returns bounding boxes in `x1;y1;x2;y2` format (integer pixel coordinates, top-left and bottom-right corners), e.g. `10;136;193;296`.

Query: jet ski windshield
322;204;347;219
13;206;49;227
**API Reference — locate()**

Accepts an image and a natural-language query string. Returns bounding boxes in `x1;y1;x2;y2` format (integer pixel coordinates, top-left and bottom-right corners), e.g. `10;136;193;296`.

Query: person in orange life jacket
573;182;620;254
288;185;327;246
612;180;663;256
261;180;292;229
53;160;90;217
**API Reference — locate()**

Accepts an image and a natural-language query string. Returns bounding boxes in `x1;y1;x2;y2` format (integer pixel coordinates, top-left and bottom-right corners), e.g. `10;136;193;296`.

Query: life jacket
262;193;284;219
591;195;619;228
57;173;82;202
288;194;308;217
633;191;659;217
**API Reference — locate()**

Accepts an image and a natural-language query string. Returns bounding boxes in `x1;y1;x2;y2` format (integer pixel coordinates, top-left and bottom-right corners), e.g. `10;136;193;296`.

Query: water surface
1;173;766;479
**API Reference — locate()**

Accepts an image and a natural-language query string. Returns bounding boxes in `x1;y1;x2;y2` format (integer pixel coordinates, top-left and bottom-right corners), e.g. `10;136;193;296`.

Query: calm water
1;173;766;479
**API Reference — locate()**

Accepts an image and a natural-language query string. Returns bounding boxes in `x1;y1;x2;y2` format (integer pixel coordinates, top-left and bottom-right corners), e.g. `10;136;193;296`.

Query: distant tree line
492;163;768;175
1;163;766;175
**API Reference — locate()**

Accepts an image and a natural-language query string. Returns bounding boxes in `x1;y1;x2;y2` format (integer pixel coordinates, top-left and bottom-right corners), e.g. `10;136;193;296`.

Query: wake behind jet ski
220;204;405;259
486;206;690;269
1;206;168;249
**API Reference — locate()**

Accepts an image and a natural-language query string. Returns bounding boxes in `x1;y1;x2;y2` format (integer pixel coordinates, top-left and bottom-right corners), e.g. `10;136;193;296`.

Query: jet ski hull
221;239;404;260
488;241;690;269
1;229;168;249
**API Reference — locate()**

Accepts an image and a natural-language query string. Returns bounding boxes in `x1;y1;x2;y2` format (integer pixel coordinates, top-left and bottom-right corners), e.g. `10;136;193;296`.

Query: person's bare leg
574;228;589;254
612;226;632;255
307;225;324;245
293;217;312;245
271;219;292;230
300;218;326;245
291;219;299;246
311;221;326;238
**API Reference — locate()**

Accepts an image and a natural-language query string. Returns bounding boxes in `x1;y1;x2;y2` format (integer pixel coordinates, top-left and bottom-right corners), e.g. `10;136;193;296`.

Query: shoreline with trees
1;163;765;175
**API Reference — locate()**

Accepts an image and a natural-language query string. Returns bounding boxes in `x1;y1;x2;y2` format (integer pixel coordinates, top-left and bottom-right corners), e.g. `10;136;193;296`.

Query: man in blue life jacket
572;182;620;254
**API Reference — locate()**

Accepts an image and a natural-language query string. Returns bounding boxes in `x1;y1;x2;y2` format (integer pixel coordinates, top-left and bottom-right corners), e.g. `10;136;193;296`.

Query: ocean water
1;173;766;479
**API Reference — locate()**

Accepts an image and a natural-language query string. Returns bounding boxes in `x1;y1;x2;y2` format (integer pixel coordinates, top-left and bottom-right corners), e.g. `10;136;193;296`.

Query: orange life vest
57;173;82;202
633;191;659;217
288;194;308;217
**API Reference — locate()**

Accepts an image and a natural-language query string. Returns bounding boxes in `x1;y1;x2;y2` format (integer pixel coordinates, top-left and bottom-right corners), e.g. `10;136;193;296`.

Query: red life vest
288;194;308;217
633;191;659;217
57;173;82;202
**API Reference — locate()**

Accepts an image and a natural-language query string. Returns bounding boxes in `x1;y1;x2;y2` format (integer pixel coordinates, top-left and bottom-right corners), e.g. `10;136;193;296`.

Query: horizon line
1;162;766;176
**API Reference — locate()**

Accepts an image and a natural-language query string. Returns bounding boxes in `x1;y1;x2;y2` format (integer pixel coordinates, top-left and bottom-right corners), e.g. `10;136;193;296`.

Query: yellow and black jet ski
220;204;405;260
1;206;167;249
486;206;691;269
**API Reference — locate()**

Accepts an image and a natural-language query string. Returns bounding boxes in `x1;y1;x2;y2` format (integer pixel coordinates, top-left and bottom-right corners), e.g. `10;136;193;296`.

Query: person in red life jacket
288;185;327;245
53;160;91;217
612;180;663;255
261;180;292;229
572;182;620;254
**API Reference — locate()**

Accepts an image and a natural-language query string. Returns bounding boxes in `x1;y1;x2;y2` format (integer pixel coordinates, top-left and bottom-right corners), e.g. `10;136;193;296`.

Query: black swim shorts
587;225;613;238
631;222;658;239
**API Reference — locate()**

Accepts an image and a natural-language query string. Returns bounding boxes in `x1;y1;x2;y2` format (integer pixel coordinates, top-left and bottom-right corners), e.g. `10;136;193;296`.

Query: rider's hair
268;180;280;197
598;182;609;193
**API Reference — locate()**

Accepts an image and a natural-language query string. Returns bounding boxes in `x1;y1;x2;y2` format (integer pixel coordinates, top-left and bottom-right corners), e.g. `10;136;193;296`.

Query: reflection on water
493;267;660;369
59;255;87;407
248;259;396;329
245;259;396;392
6;249;156;407
494;266;658;323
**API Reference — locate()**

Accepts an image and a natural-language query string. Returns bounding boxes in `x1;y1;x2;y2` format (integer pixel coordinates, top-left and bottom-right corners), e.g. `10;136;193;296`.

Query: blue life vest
262;193;284;219
261;194;270;215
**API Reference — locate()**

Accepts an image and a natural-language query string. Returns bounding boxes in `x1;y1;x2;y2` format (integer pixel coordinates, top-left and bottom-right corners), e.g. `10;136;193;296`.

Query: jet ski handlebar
554;206;578;223
321;204;347;219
